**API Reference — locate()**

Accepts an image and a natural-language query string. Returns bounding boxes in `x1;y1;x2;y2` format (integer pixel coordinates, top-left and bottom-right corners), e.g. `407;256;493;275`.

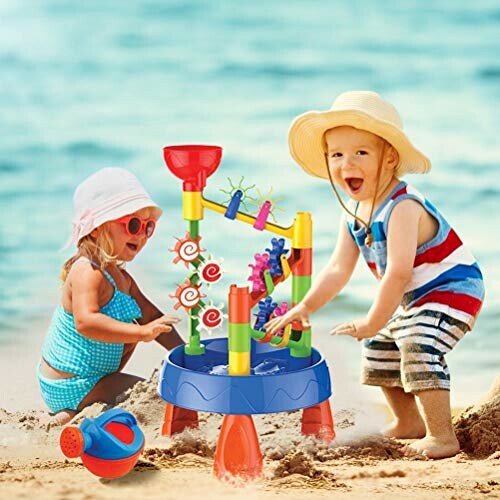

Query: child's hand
139;315;179;342
330;317;378;341
264;303;312;336
161;313;181;325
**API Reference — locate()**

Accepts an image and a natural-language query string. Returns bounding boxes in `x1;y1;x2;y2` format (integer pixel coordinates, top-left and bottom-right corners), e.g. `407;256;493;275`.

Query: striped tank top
346;180;485;327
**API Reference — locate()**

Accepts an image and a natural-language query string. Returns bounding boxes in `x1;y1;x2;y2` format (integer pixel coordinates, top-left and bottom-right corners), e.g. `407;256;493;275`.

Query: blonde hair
60;222;124;282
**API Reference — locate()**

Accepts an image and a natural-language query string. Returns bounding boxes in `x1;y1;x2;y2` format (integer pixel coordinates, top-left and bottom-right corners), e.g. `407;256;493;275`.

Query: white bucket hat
288;90;431;178
63;167;163;249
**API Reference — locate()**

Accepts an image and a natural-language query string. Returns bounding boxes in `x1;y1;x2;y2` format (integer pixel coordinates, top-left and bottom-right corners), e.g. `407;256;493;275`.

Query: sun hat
288;90;431;178
63;167;163;249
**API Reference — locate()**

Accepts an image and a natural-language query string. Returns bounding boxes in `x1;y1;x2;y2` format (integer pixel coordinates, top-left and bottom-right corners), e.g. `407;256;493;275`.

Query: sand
0;372;498;500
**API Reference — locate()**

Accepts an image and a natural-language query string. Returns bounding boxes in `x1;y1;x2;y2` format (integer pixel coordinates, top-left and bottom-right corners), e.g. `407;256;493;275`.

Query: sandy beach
1;368;498;500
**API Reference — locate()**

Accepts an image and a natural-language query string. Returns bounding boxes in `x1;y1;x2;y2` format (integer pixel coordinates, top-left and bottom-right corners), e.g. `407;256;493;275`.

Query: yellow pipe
201;195;294;239
229;351;250;376
183;191;203;221
270;324;291;348
292;212;312;249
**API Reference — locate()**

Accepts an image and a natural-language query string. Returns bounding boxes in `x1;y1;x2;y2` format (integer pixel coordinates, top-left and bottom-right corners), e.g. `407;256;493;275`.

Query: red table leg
161;403;199;436
301;399;335;442
213;414;263;480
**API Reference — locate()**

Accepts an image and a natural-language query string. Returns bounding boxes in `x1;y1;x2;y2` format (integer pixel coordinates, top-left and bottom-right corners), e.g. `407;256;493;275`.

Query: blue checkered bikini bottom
37;362;104;413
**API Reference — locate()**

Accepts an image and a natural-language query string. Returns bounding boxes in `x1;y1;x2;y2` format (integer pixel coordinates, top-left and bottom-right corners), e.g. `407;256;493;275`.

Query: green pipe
189;220;199;239
290;273;312;358
263;269;274;295
229;322;251;352
250;328;299;350
184;220;205;356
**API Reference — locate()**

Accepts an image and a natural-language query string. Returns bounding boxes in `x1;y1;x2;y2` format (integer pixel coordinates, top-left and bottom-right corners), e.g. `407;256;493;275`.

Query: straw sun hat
288;90;431;179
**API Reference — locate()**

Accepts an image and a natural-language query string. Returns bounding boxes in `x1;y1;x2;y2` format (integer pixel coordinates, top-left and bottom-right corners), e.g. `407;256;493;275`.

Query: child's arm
71;263;173;343
332;199;420;339
265;217;360;334
125;271;185;351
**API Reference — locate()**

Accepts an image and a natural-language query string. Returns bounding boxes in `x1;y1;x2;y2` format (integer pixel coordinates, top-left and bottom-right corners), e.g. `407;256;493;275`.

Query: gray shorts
361;307;469;392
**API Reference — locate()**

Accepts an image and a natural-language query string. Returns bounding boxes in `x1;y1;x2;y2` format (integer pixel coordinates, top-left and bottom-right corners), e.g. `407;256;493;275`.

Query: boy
265;91;484;458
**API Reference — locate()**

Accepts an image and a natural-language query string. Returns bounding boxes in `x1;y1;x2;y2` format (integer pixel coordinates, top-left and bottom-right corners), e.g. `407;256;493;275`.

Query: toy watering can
60;408;145;478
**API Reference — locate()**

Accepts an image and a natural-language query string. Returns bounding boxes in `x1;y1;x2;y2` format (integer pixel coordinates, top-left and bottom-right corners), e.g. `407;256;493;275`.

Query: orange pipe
228;285;251;324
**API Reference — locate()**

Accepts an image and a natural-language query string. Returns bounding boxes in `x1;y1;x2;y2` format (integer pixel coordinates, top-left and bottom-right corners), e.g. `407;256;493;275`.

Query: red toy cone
213;414;262;480
161;403;199;436
301;399;335;442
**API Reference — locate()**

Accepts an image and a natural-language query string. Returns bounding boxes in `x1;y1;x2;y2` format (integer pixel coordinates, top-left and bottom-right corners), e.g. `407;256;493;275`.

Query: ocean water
0;1;499;406
197;359;287;376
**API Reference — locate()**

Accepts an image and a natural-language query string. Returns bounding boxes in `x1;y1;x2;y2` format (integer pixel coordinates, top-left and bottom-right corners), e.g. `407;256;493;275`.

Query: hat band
63;193;159;250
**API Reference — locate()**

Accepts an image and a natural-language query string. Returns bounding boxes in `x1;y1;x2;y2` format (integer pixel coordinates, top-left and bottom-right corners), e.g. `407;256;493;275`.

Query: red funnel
163;145;222;191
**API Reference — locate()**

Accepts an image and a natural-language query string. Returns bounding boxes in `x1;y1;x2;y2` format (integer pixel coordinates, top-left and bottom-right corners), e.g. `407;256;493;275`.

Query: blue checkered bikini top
42;258;142;377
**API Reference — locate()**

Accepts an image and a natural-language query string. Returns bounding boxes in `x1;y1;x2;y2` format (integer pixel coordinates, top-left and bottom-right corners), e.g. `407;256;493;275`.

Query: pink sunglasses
114;215;156;238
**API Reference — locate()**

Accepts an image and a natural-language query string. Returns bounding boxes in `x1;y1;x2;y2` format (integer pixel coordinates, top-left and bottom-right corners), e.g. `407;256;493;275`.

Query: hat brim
96;198;162;225
82;197;163;240
288;109;431;179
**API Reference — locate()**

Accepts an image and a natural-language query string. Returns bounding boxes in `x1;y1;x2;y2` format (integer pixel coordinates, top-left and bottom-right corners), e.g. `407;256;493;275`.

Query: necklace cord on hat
323;143;385;248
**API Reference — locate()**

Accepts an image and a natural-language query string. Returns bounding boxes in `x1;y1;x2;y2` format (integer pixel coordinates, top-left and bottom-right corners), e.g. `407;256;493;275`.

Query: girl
38;167;183;425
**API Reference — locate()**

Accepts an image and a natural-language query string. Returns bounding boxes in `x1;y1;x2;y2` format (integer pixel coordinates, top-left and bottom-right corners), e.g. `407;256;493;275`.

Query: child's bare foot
382;418;426;439
39;410;76;428
403;434;460;459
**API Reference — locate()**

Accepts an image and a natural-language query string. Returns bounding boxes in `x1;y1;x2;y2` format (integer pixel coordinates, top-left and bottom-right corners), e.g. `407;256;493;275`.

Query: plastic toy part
169;232;205;268
162;403;199;436
213;415;263;480
253;201;272;230
227;284;251;325
291;319;310;331
248;253;270;293
163;145;222;192
170;280;204;312
158;338;332;415
60;426;86;458
248;239;290;295
196;256;223;286
59;409;145;479
220;177;257;214
247;186;285;224
270;301;290;337
270;324;291;348
280;254;291;279
224;190;243;219
195;302;226;335
253;296;277;332
301;400;336;442
273;301;289;320
255;329;274;344
266;238;289;277
263;269;274;295
80;449;143;479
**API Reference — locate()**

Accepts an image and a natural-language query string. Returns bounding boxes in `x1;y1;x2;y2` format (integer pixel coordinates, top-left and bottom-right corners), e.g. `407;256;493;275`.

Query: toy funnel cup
163;145;222;192
59;408;145;479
